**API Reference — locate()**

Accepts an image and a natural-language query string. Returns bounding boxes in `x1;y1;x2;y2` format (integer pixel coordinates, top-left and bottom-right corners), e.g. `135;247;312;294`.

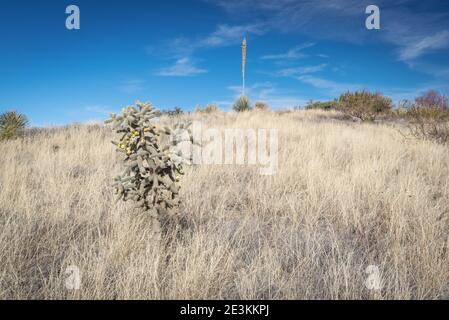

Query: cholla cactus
105;101;193;240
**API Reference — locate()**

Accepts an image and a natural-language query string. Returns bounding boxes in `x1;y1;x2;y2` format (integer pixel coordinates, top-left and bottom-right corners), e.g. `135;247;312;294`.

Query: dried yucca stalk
242;37;247;96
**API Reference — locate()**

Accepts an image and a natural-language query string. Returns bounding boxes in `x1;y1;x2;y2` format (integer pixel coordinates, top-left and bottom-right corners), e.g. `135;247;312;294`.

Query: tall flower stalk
241;37;247;97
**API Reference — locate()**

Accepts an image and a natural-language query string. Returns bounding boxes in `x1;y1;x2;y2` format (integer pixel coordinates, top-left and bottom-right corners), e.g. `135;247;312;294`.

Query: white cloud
277;64;327;77
152;23;265;77
152;23;266;58
261;43;315;60
211;0;449;71
297;75;364;96
399;30;449;61
200;23;266;47
156;57;208;77
213;0;368;43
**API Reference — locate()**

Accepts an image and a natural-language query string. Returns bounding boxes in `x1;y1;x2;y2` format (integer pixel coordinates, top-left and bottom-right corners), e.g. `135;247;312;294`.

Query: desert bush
195;104;220;114
406;91;449;145
105;101;193;240
391;100;412;119
305;100;337;111
204;104;220;113
254;102;269;111
415;90;449;109
164;106;183;116
233;96;252;112
337;91;392;121
0;111;28;141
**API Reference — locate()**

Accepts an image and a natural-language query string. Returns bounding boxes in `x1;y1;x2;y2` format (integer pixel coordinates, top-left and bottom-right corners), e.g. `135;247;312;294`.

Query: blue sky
1;0;449;126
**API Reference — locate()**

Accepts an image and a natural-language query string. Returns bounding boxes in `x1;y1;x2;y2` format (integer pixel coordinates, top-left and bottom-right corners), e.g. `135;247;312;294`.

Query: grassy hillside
0;110;448;299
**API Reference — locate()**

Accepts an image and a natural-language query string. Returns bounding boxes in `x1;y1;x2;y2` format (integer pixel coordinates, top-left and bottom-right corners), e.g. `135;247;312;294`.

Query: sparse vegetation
195;104;220;114
337;90;392;121
305;100;337;111
233;96;251;112
1;110;448;299
415;89;449;109
392;100;410;119
164;106;184;116
0;111;28;141
406;91;449;145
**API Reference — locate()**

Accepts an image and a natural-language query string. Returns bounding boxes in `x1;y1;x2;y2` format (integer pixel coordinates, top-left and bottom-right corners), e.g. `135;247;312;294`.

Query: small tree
407;91;449;145
415;90;449;109
0;111;28;141
233;96;251;112
337;91;392;121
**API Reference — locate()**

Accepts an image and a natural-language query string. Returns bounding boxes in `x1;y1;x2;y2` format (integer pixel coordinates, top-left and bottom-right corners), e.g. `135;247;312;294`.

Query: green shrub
337;91;392;121
105;101;193;240
233;96;251;112
0;111;28;141
305;100;337;111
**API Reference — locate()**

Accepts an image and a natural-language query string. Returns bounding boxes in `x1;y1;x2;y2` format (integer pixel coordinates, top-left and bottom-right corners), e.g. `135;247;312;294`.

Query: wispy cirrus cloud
212;0;369;43
151;23;266;77
150;22;266;58
261;43;315;60
398;30;449;61
277;64;328;77
156;57;208;77
297;75;364;97
211;0;449;72
200;23;266;47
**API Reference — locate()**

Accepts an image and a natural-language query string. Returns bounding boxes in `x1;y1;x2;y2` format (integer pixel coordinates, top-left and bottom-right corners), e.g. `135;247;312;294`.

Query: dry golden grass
0;110;448;299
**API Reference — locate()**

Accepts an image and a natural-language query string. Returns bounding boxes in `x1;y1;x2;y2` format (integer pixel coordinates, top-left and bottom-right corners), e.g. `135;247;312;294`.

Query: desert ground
0;109;448;299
